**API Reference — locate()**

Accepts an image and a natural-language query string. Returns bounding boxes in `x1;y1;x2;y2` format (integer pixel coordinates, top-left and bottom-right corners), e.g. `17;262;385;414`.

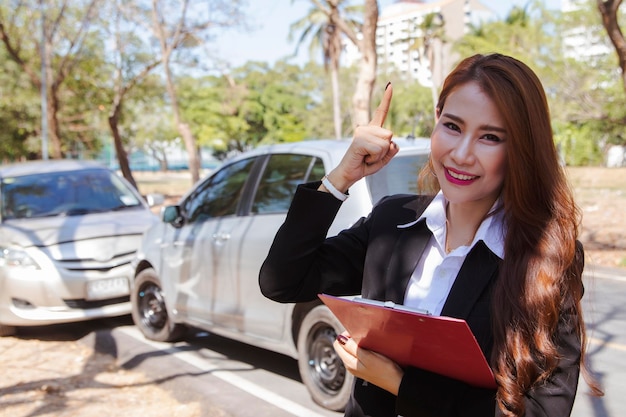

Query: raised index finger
369;82;393;127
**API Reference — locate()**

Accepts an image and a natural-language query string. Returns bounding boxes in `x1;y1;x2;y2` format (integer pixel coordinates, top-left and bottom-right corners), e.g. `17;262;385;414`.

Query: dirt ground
568;167;626;269
0;331;204;417
0;167;624;417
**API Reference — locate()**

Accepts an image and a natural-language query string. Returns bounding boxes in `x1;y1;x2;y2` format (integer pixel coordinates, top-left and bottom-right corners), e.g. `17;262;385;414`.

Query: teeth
448;170;477;181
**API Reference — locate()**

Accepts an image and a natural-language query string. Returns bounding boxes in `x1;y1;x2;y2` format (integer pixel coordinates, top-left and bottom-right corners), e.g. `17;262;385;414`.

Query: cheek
429;127;446;163
487;151;507;184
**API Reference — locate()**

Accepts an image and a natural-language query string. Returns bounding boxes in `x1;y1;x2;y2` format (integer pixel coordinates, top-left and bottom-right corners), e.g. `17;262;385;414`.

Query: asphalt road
88;322;341;417
80;265;625;417
569;265;626;417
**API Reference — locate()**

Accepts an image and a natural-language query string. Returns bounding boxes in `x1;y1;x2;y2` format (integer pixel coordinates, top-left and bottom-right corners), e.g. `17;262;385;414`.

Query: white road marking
584;268;626;282
119;326;329;417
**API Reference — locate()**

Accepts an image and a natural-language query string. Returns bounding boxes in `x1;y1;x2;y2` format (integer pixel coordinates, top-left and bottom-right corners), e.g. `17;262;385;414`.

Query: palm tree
289;0;361;139
402;12;447;118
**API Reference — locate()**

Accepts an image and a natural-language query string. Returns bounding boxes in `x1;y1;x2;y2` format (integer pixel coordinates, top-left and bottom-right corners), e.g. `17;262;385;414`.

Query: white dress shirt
398;191;505;316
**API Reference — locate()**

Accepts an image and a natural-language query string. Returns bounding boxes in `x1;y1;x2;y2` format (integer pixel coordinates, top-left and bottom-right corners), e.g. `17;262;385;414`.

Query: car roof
225;137;430;165
0;159;110;179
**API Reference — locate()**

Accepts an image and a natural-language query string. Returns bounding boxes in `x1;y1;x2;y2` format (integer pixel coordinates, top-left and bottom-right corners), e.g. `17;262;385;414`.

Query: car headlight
0;246;41;269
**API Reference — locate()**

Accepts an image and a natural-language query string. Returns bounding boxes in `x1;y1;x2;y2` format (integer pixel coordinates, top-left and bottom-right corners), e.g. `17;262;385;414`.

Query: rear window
366;153;429;204
1;168;141;220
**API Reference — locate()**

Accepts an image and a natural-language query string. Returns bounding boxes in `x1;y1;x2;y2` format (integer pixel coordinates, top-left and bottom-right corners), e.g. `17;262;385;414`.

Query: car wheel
131;268;185;342
297;304;353;411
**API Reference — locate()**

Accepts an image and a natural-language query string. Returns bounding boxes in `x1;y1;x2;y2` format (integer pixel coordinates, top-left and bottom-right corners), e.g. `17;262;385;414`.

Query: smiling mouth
447;169;478;181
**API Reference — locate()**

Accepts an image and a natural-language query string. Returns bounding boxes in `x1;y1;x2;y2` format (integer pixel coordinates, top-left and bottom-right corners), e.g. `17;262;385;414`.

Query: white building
561;0;612;63
344;0;494;86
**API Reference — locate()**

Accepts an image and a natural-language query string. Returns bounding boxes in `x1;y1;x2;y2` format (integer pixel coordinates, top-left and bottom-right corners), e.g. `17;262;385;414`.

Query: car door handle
212;232;231;242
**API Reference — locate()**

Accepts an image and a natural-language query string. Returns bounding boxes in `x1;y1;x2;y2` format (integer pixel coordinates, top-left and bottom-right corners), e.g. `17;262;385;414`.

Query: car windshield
366;153;430;204
1;168;142;220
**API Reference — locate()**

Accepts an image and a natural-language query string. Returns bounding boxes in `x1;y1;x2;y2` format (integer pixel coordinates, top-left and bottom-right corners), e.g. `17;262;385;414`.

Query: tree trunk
164;61;200;183
179;121;201;182
158;152;168;171
597;0;626;92
427;42;439;118
331;64;342;139
48;89;63;159
328;2;343;140
44;35;62;159
164;53;200;182
108;104;137;189
152;0;201;185
351;0;379;128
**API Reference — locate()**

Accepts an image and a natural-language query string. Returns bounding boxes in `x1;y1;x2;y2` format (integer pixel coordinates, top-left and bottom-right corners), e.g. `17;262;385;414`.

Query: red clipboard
319;293;497;389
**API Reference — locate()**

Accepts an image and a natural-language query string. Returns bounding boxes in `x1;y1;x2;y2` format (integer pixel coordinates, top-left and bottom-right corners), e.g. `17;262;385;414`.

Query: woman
259;53;601;416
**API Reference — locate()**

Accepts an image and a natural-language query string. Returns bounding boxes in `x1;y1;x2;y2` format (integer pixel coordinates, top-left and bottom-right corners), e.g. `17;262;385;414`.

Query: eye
443;122;461;133
482;133;504;143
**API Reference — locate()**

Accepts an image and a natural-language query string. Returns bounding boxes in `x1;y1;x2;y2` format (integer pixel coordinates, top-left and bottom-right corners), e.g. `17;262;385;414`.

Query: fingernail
336;334;349;345
385;81;391;91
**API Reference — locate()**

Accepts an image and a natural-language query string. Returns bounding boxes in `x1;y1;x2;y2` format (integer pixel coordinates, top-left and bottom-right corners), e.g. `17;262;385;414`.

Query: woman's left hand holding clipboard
333;330;404;396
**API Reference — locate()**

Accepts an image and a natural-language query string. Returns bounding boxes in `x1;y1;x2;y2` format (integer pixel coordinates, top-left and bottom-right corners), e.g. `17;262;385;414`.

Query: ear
435;106;442;121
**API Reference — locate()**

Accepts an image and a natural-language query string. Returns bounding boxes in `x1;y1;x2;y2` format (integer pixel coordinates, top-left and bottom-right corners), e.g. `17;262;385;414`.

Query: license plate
86;277;129;300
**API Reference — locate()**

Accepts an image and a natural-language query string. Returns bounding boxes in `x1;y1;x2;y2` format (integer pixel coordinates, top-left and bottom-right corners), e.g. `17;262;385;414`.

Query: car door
160;157;257;325
210;153;327;341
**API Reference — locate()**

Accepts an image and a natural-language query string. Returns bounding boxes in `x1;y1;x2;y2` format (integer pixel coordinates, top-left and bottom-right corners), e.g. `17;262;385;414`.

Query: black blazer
259;182;581;417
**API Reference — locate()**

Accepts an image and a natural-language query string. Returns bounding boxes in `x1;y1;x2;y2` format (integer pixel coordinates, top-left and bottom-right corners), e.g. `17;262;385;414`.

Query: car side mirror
162;205;183;227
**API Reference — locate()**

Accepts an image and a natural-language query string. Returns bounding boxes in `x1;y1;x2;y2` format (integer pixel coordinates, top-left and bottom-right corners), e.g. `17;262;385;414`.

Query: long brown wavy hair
419;53;603;415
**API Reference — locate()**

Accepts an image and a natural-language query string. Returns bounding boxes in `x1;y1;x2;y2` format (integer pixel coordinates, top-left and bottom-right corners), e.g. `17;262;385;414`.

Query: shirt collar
397;191;505;259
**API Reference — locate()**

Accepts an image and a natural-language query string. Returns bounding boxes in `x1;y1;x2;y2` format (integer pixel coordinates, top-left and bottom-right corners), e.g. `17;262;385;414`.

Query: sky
213;0;562;68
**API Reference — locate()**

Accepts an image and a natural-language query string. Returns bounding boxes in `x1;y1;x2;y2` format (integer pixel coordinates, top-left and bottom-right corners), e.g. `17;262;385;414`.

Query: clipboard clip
352;297;431;315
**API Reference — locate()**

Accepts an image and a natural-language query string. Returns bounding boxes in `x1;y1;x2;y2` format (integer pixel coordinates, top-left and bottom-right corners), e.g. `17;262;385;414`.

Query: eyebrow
441;113;507;133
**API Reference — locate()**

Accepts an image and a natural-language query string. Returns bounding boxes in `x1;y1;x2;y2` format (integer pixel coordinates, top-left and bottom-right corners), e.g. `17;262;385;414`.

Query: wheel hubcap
138;283;167;330
307;324;346;393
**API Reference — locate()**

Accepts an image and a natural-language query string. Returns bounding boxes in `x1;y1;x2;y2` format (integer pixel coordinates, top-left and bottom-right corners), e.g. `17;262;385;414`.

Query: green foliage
456;1;555;69
127;79;177;145
257;61;311;142
0;0;624;166
295;61;358;139
554;122;604;166
0;0;118;160
180;57;344;156
0;48;39;161
455;0;626;165
373;69;435;139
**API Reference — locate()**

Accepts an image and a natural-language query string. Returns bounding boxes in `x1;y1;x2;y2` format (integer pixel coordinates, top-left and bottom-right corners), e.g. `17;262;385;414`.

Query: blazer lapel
441;241;500;319
384;220;432;304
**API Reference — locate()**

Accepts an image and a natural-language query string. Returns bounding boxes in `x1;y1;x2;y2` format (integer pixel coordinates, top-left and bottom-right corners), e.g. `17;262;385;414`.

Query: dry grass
567;167;626;268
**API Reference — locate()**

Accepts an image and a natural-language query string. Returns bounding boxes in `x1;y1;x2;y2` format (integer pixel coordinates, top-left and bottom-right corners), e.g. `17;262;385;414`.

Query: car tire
131;267;186;342
296;304;353;411
0;324;16;337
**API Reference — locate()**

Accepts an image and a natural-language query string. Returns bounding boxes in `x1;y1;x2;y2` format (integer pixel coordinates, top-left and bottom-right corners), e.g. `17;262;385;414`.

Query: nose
449;135;476;166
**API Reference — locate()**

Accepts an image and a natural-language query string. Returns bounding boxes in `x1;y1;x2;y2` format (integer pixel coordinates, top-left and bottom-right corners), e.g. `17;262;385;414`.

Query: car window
252;154;325;214
183;157;256;223
1;168;142;219
366;153;430;204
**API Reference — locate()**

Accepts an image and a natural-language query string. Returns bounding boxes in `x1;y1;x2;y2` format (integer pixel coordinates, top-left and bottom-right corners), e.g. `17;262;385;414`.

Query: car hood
0;209;158;248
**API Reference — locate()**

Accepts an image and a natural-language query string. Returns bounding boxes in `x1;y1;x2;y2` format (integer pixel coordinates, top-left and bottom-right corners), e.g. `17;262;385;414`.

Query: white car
131;138;430;411
0;160;159;336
